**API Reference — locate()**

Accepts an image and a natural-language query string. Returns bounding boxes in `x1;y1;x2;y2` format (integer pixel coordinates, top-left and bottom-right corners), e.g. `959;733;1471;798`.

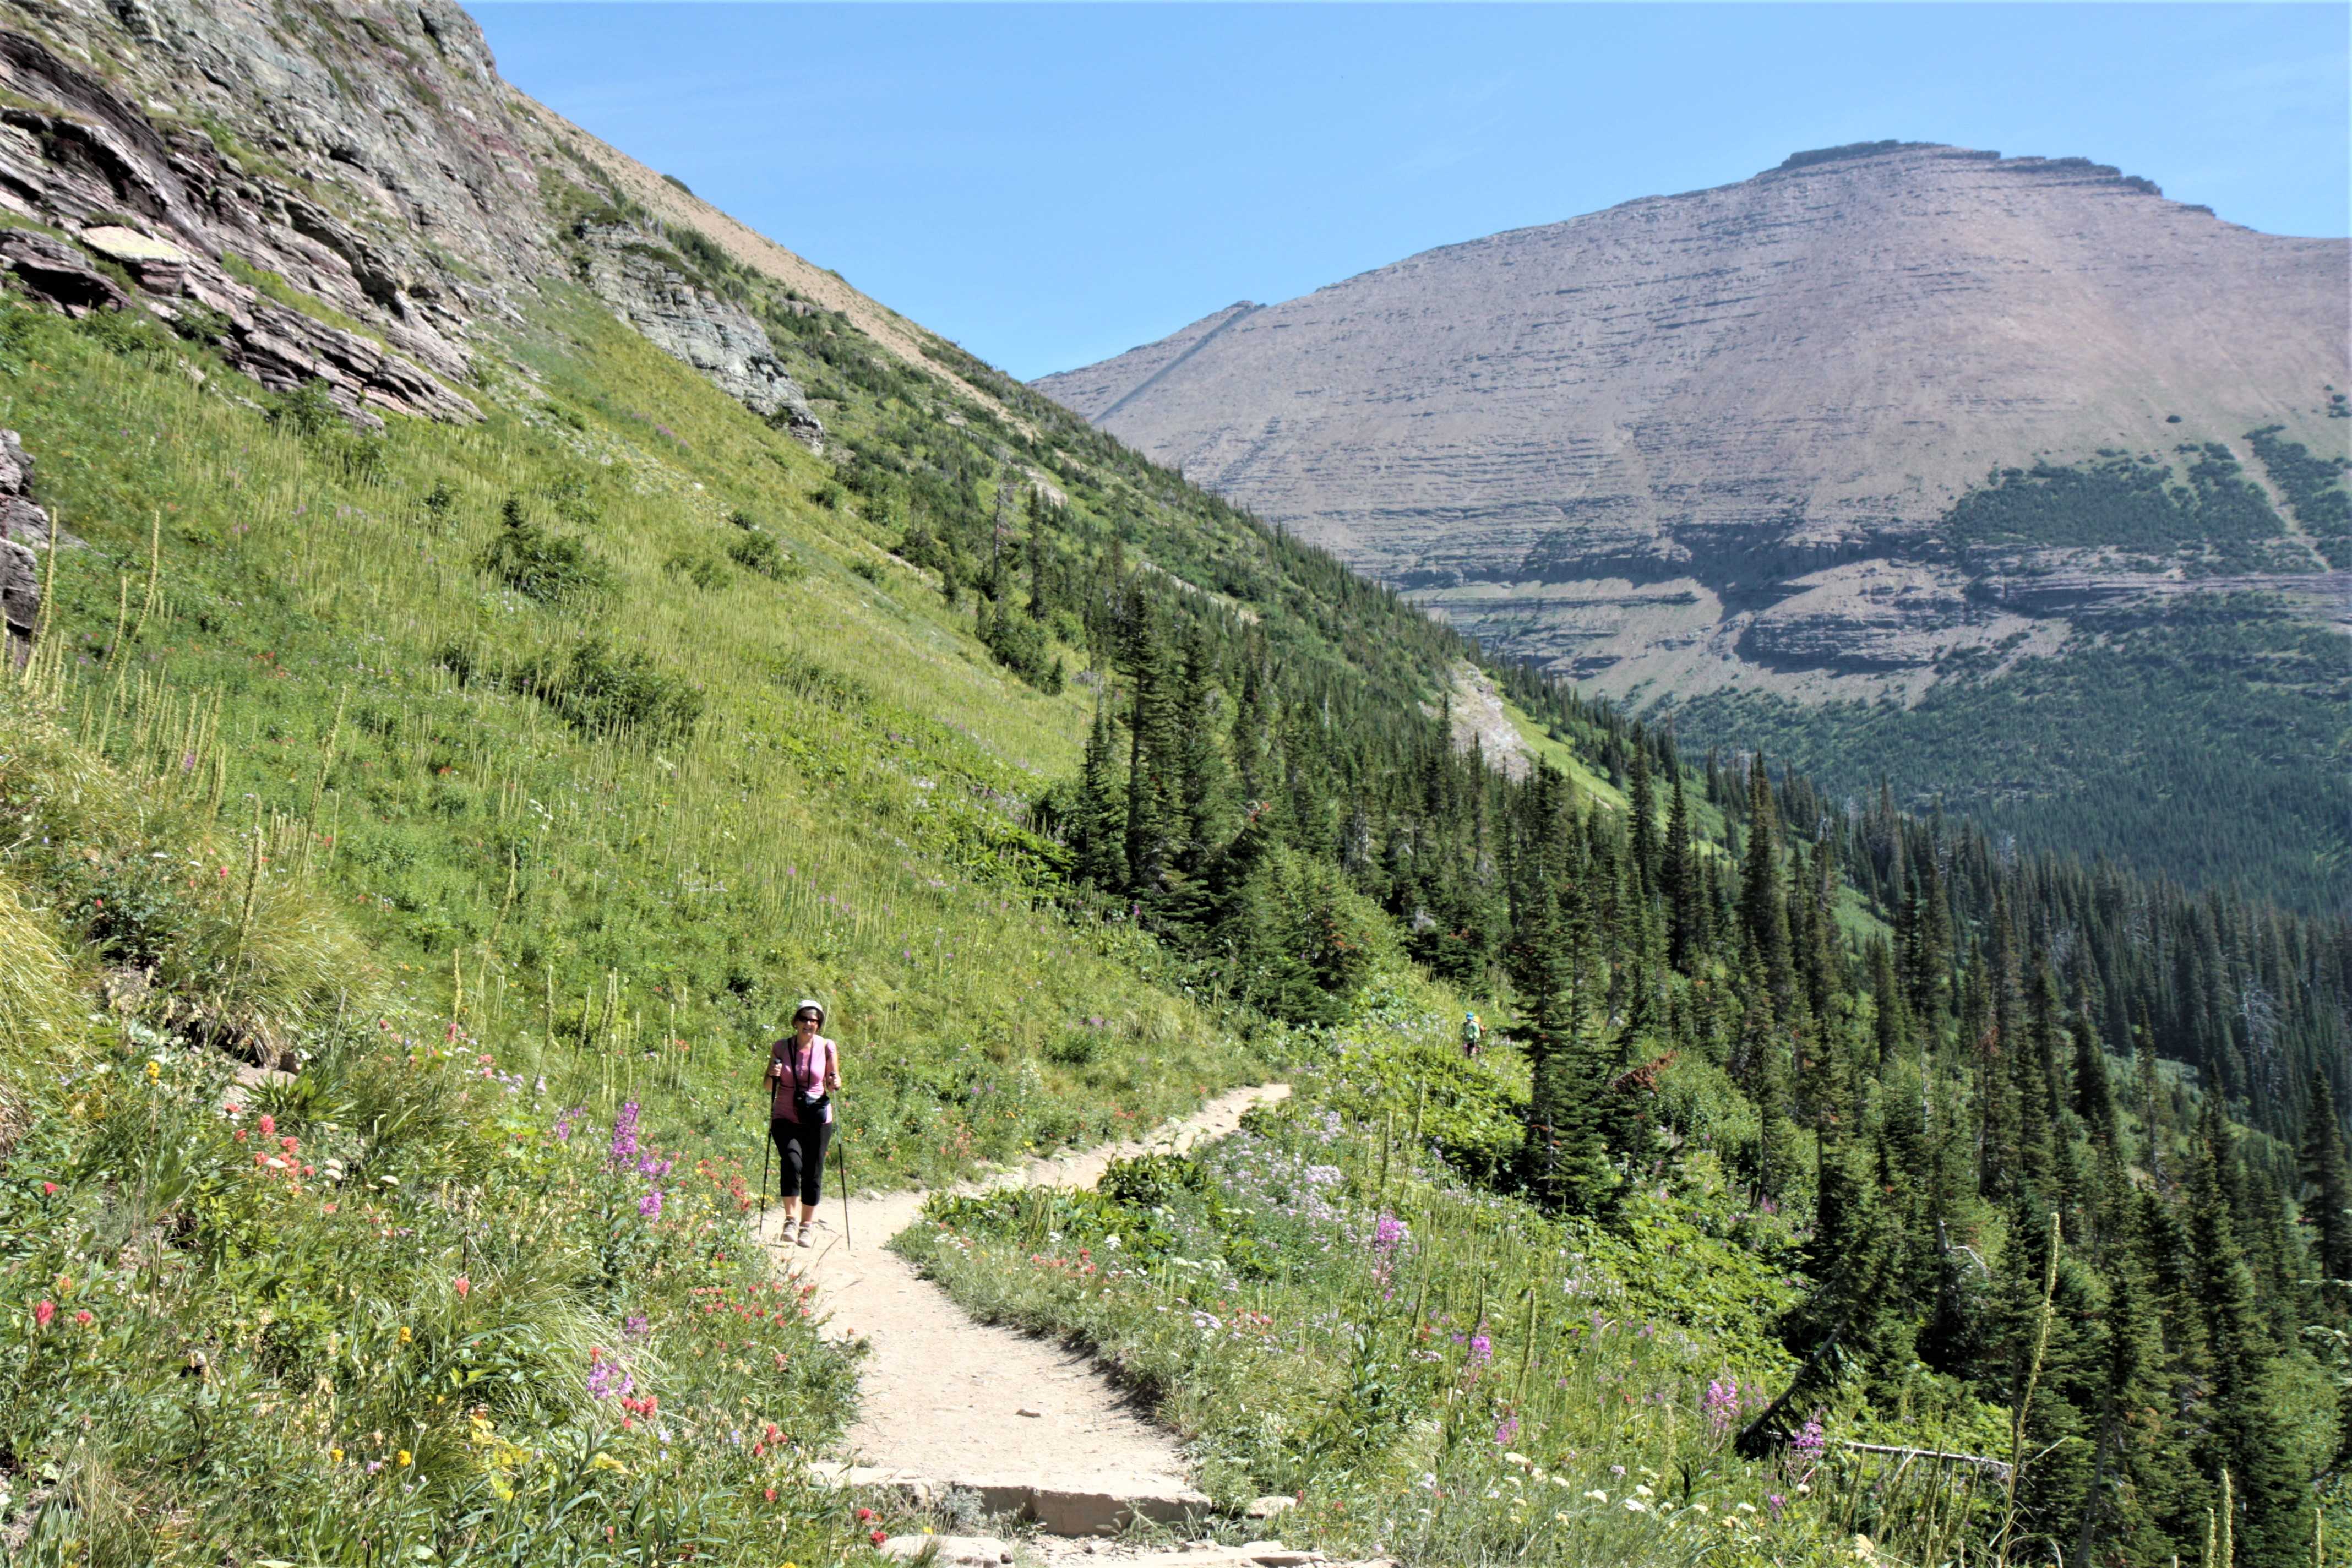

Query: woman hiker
766;998;841;1248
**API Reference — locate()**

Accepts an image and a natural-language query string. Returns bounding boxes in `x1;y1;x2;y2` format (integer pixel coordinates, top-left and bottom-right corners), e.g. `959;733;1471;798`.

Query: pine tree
1509;767;1613;1215
2300;1072;2352;1301
1662;768;1703;975
1740;755;1793;1014
2188;1108;2308;1568
1117;590;1176;896
1170;624;1230;874
1627;744;1659;899
1073;695;1126;889
1023;488;1056;622
1871;938;1910;1065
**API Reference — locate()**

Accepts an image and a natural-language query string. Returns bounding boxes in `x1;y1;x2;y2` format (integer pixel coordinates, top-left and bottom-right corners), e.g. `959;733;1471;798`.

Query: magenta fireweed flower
639;1188;662;1219
1468;1334;1493;1366
1705;1377;1741;1434
609;1101;640;1166
1792;1417;1826;1453
1494;1415;1520;1447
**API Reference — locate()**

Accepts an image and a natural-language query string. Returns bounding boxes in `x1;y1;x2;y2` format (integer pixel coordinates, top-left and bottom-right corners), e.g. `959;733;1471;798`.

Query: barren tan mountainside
1037;142;2350;704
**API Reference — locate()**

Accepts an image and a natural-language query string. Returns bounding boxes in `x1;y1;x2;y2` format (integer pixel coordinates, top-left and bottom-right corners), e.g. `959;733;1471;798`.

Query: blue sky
475;3;2351;382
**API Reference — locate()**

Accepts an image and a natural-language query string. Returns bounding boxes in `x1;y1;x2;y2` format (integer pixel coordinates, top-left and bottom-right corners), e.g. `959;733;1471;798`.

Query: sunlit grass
5;293;1268;1188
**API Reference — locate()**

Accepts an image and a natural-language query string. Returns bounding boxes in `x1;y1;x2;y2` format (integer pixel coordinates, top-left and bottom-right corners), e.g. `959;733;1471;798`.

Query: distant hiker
766;998;841;1248
1461;1011;1483;1058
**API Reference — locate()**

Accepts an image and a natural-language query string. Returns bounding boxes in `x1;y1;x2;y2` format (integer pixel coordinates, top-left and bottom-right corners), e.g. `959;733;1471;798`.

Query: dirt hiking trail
756;1084;1290;1540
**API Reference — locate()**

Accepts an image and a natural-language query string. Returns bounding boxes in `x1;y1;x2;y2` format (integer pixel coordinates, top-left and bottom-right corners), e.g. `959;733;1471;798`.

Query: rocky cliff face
0;0;892;439
0;427;53;664
1038;142;2351;705
574;219;822;444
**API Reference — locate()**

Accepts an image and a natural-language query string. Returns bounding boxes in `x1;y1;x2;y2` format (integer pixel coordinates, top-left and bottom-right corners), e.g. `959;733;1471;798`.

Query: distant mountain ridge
1037;140;2351;904
1037;140;2348;704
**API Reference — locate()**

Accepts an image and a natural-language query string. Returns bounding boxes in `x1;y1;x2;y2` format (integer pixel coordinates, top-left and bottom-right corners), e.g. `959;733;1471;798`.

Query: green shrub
266;376;343;437
725;527;803;581
976;598;1064;692
1215;845;1400;1026
1043;1027;1100;1067
478;497;612;606
1311;1035;1527;1191
765;650;871;712
418;481;458;535
77;303;181;369
663;552;726;591
515;637;704;743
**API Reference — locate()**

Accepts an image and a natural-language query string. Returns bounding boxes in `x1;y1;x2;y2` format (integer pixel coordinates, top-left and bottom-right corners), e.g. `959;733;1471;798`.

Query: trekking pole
759;1123;770;1219
836;1119;852;1251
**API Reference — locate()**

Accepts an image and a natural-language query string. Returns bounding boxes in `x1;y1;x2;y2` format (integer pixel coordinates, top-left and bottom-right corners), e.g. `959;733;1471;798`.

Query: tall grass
900;1001;2015;1568
0;674;884;1564
3;290;1272;1186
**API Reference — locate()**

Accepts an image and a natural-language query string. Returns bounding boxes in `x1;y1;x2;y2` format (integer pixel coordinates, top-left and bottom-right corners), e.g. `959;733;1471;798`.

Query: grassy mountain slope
0;64;1508;1549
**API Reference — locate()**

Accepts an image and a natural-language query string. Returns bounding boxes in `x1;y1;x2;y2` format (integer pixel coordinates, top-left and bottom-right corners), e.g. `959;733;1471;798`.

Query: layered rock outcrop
575;220;821;445
1038;141;2351;703
0;0;836;432
1;428;55;665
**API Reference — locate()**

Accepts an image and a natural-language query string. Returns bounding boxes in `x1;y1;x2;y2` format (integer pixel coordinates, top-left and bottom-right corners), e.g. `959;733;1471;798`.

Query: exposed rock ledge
1;428;57;666
0;29;477;425
575;220;822;447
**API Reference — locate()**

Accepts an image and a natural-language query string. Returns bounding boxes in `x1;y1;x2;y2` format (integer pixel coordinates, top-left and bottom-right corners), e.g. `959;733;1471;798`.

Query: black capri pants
770;1117;831;1206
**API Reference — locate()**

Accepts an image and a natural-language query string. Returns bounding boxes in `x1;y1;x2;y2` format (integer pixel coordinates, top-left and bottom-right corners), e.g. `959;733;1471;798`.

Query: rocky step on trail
761;1085;1293;1542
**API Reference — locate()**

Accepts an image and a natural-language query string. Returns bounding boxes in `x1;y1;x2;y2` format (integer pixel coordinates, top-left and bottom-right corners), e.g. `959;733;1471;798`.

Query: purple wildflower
1705;1377;1741;1435
639;1188;663;1219
1792;1417;1825;1454
623;1314;650;1340
1766;1493;1786;1520
1494;1415;1520;1447
609;1101;640;1167
587;1358;633;1400
1468;1334;1493;1366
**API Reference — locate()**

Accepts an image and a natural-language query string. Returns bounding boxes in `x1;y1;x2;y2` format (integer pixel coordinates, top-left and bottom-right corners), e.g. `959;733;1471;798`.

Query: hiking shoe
795;1223;813;1248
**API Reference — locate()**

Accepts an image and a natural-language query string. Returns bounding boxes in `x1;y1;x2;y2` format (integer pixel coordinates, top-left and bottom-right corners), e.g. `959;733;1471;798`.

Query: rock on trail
765;1084;1289;1538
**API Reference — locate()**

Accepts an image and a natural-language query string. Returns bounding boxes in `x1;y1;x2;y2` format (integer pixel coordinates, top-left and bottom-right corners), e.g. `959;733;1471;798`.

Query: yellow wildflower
395;1450;412;1467
398;1326;412;1343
